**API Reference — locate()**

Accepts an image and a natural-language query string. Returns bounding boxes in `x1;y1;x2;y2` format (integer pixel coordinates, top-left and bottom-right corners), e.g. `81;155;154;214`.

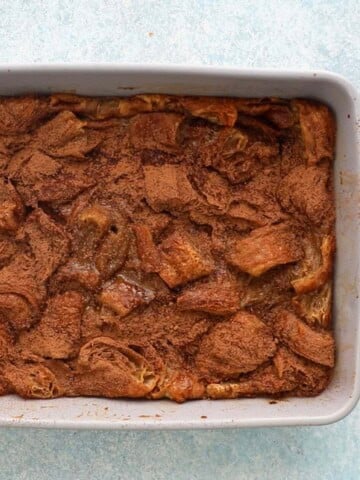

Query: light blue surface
0;0;359;478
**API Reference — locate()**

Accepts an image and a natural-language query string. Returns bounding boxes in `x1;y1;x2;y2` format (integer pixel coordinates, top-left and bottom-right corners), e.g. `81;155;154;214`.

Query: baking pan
0;65;359;429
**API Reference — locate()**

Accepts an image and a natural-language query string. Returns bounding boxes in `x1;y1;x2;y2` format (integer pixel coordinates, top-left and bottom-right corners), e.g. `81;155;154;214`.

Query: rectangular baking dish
0;65;359;429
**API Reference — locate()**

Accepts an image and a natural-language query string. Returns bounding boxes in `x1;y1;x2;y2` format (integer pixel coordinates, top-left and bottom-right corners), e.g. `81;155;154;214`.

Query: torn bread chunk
292;282;332;327
203;128;279;185
292;235;334;294
75;337;158;398
19;291;84;360
133;224;162;273
129;113;184;153
3;363;62;399
180;96;238;126
35;110;100;158
0;96;48;134
54;259;101;291
195;311;277;382
151;369;205;403
0;254;45;330
143;164;198;213
7;149;94;206
226;201;269;227
98;276;156;317
159;230;215;288
19;209;70;282
0;293;32;332
177;278;241;316
231;168;286;225
95;228;130;280
292;99;335;165
235;98;295;128
192;170;231;212
226;224;302;276
207;346;330;398
277;165;333;227
272;309;335;367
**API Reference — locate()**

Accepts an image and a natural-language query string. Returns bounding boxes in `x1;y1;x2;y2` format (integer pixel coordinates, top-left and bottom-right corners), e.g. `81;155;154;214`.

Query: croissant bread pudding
0;94;335;403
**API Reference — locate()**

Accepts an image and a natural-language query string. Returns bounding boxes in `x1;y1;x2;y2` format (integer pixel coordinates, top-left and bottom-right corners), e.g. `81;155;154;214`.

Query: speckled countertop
0;1;359;479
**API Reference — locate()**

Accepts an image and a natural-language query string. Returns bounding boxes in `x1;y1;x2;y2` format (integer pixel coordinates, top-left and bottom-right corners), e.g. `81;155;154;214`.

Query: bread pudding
0;94;335;402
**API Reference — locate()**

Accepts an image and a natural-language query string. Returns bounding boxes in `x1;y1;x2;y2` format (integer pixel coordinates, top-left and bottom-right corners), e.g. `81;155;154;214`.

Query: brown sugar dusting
0;94;335;402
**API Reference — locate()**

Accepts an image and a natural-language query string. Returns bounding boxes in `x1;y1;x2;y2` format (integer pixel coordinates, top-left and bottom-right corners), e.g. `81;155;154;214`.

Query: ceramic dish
0;65;359;429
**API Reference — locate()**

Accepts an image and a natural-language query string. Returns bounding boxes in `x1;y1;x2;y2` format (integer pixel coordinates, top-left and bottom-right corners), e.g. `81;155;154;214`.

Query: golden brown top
0;93;335;402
